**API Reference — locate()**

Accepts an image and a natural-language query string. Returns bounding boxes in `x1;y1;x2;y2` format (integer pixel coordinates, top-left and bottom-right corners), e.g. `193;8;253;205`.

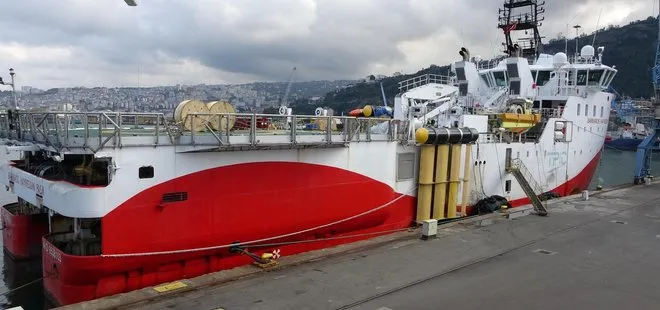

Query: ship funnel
459;47;470;61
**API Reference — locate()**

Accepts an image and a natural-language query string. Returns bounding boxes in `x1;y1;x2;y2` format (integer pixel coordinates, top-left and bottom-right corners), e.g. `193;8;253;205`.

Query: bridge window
601;106;604;117
588;70;603;86
601;69;616;88
593;105;596;117
493;71;507;87
600;71;609;87
531;70;538;83
576;70;588;85
505;180;512;192
480;74;491;87
585;105;588;117
577;104;581;116
139;166;154;179
536;71;551;86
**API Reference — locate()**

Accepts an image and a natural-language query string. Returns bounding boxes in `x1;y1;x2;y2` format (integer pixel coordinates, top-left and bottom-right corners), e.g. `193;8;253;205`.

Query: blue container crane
633;2;660;184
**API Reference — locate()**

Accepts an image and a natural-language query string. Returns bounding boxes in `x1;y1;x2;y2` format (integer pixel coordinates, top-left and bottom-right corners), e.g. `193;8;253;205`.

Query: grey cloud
0;0;654;89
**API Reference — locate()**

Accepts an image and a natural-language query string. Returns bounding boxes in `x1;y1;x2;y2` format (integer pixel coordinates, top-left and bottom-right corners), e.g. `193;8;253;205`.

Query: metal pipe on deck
415;126;479;221
415;127;479;145
446;144;462;218
432;145;449;219
460;144;472;215
416;145;435;223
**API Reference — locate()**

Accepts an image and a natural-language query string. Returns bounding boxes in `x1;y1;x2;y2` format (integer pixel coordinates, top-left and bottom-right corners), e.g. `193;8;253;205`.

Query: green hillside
306;16;658;115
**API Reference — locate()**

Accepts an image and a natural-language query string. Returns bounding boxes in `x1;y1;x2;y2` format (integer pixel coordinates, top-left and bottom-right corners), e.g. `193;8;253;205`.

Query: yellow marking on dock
153;281;188;293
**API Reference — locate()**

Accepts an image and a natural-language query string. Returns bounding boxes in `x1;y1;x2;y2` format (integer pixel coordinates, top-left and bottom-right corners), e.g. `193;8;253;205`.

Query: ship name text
8;171;45;196
44;242;62;263
587;118;608;124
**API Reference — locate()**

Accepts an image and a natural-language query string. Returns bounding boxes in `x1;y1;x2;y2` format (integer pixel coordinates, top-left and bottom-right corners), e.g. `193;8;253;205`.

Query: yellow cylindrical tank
446;144;462;218
174;100;209;132
460;144;472;216
432;144;449;220
416;145;435;223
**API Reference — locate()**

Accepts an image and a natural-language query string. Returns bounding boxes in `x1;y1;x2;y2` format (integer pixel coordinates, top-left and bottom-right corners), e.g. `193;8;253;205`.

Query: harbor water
0;148;657;310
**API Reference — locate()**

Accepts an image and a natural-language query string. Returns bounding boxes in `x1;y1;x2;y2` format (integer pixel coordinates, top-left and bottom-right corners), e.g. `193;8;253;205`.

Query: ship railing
554;85;588;98
0;111;410;153
398;74;452;93
477;133;499;143
498;13;535;26
534;107;562;119
476;59;503;70
567;55;601;65
476;131;539;144
0;112;174;152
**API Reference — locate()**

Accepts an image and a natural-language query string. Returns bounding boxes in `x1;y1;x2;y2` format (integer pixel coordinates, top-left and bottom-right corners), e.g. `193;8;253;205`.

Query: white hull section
0;90;608;219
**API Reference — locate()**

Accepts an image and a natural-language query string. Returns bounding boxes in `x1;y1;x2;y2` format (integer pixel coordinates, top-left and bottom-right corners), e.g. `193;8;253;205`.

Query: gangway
506;158;548;216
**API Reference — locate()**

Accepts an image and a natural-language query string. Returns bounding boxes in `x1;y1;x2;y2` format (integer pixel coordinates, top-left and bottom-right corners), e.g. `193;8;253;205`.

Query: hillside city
0;79;362;116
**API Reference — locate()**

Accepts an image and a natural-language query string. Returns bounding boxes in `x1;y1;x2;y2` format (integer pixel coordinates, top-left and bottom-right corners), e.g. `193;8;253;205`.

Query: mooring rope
101;186;418;258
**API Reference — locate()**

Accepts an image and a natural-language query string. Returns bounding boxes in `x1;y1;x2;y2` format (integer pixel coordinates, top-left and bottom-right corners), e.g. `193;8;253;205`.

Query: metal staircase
506;158;548;216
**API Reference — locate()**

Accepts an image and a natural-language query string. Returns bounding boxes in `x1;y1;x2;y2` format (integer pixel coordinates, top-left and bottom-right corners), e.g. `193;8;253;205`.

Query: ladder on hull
506;158;548;216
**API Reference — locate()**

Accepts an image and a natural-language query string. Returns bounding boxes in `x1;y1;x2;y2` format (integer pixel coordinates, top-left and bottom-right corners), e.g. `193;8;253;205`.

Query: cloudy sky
0;0;654;89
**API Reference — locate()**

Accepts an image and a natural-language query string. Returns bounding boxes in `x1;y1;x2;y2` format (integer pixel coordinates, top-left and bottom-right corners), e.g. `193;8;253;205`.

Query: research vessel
0;0;616;305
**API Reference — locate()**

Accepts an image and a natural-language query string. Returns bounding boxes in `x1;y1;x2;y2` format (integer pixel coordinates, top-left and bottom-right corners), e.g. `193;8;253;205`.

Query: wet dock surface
60;183;660;310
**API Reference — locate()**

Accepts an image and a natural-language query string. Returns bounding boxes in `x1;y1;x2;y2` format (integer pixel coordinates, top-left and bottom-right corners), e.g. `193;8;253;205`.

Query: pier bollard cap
415;127;429;144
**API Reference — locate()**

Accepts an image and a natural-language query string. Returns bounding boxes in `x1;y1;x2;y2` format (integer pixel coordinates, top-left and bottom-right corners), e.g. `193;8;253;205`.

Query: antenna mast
573;24;582;57
497;0;546;60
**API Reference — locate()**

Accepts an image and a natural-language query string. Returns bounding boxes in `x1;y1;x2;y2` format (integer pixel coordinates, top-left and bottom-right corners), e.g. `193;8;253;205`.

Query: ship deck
0;112;405;152
55;182;660;310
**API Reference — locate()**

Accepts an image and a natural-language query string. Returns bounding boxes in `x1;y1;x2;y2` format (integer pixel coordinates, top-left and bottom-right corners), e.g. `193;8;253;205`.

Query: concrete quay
58;183;660;310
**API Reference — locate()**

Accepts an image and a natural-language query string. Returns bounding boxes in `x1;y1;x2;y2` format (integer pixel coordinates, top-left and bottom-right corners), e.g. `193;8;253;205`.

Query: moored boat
0;0;618;306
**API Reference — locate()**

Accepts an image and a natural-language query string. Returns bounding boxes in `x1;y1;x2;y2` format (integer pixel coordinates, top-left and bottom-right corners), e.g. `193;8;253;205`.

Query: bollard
581;190;589;201
421;219;438;240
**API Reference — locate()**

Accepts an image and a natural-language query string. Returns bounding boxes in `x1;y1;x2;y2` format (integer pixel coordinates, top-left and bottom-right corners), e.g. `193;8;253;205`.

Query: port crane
633;0;660;184
277;67;297;116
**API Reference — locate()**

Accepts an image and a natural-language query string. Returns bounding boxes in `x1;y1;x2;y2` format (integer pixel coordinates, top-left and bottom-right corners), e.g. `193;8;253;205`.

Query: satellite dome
553;52;568;67
580;45;595;58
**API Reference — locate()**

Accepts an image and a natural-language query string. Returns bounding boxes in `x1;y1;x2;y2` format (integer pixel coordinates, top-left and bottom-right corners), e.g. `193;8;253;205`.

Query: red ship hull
43;162;417;305
42;153;601;306
1;203;49;260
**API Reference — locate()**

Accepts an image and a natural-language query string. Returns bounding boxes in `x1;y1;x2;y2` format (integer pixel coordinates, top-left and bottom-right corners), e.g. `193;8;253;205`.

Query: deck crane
633;0;660;184
380;82;388;107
